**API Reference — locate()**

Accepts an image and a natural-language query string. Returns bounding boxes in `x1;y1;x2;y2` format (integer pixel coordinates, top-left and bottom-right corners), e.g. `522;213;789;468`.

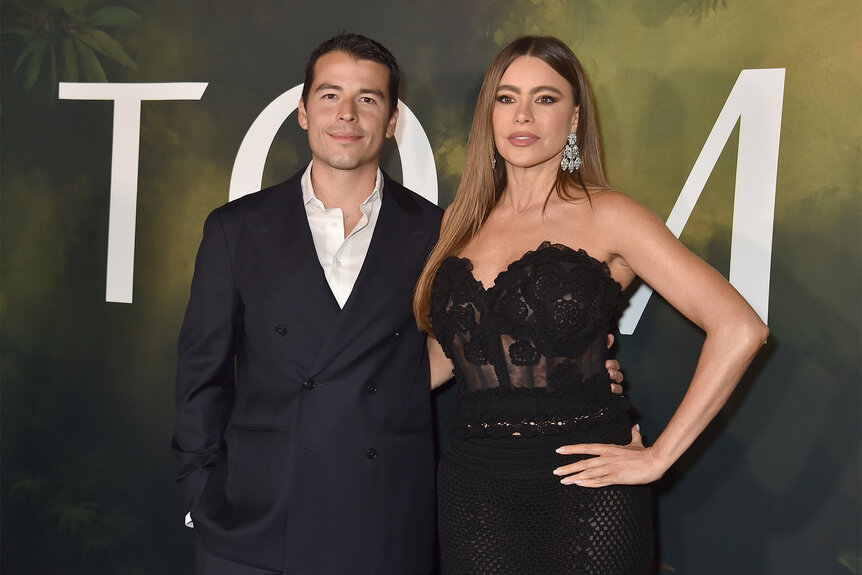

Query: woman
413;36;768;574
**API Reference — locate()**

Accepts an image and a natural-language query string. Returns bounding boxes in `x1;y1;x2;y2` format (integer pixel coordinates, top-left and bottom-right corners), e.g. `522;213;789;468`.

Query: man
173;33;623;575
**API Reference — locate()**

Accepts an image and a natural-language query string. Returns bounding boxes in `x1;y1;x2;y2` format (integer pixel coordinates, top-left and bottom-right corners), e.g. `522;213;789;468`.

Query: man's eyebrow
496;84;565;96
358;88;385;99
313;84;386;100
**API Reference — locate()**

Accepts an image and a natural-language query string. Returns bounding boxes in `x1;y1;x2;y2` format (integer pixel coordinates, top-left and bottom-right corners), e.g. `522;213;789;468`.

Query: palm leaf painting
3;1;141;91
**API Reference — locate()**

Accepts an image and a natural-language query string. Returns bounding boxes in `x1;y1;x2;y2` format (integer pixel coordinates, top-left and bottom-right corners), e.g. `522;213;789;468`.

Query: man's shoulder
210;171;303;219
383;173;443;222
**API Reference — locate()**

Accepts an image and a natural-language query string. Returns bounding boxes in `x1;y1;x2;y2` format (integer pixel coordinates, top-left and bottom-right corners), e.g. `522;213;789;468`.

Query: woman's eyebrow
496;84;565;96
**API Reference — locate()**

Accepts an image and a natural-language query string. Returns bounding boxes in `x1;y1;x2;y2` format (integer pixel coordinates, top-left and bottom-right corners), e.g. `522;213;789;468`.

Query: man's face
298;51;398;174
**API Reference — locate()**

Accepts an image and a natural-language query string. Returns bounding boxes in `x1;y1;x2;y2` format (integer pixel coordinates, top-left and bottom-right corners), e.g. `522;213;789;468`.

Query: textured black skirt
437;424;653;575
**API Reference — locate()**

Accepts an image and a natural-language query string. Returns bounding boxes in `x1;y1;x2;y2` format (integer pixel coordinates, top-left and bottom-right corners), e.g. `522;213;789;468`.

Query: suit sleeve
171;208;240;513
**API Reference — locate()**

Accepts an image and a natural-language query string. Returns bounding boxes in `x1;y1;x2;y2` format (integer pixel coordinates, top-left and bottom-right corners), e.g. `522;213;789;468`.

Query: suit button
366;448;377;460
303;379;316;390
275;324;287;336
365;383;377;394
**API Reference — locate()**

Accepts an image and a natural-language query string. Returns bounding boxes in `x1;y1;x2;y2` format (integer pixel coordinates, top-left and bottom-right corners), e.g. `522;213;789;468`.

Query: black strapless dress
431;242;653;575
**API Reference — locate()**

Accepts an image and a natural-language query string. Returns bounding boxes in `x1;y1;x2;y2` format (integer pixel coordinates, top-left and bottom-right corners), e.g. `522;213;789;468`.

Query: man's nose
338;99;357;121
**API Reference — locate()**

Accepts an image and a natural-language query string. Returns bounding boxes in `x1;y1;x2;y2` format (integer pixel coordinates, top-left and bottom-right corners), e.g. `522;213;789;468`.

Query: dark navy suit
173;170;442;574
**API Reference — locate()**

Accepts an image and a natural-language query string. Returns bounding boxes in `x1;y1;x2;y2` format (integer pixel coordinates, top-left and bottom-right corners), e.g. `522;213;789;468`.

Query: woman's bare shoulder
588;187;659;220
589;187;638;206
583;188;672;254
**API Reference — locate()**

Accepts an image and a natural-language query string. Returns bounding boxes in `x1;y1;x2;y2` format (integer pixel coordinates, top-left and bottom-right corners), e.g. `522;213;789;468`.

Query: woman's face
492;56;578;171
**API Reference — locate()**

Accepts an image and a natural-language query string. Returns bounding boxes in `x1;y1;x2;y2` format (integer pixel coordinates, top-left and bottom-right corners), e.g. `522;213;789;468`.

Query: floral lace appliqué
431;242;628;438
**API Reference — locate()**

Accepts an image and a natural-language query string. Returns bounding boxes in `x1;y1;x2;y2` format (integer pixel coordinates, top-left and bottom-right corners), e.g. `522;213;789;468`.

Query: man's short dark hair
302;32;401;117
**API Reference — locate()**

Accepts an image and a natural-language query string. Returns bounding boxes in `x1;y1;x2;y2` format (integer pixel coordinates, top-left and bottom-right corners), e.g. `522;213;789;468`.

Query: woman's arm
429;336;455;390
555;192;768;486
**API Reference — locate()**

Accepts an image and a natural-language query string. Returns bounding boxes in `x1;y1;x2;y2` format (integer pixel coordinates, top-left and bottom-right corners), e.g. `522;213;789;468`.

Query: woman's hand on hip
552;425;667;487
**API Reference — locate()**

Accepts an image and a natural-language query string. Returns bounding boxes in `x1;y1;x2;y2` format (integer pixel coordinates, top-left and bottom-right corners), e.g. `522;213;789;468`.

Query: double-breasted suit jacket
173;169;443;574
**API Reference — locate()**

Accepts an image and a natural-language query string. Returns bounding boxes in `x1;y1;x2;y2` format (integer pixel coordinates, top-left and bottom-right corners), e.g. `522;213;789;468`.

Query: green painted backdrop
2;0;860;573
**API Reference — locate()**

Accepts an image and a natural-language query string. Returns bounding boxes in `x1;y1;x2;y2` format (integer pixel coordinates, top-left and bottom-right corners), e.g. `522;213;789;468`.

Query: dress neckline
451;241;619;292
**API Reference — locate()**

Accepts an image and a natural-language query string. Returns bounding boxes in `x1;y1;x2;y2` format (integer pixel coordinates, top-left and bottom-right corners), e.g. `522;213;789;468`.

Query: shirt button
335;260;342;267
330;221;337;228
366;448;378;460
303;379;316;390
366;383;377;394
274;324;287;336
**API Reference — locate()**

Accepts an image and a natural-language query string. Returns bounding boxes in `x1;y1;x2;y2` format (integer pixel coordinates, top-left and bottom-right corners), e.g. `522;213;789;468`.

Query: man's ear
385;106;399;139
298;98;309;131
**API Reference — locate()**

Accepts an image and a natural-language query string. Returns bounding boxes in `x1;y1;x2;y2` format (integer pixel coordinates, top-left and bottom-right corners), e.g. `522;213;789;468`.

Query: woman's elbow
740;314;769;353
755;320;770;345
709;308;768;356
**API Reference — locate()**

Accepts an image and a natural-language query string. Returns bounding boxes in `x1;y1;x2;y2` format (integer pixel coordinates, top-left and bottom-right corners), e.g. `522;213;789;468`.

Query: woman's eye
537;95;557;104
496;95;515;103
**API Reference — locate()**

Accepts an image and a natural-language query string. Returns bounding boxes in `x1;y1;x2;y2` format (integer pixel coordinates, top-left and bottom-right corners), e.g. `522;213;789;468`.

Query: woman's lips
507;132;539;146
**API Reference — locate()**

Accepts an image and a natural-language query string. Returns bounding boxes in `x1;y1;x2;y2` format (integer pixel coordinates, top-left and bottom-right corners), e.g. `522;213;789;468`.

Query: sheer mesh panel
431;243;629;438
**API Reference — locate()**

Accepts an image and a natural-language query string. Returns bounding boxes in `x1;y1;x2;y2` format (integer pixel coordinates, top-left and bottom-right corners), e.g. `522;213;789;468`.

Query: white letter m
619;69;785;335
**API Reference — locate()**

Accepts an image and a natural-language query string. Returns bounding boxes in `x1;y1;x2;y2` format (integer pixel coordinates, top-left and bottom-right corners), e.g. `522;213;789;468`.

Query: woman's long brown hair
413;36;610;335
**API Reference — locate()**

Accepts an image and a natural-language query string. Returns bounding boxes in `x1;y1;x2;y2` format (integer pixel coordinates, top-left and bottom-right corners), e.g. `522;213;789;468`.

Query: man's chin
320;156;374;172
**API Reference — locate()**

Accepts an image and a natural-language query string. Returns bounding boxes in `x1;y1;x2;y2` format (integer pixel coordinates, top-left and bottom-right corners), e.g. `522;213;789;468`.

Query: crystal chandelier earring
561;132;582;173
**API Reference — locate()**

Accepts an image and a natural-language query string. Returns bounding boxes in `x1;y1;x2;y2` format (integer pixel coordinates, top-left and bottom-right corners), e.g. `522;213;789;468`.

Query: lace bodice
431;242;631;437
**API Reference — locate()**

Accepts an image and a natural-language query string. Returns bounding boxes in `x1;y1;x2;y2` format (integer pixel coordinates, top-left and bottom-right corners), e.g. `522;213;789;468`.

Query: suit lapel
249;174;340;339
309;175;432;374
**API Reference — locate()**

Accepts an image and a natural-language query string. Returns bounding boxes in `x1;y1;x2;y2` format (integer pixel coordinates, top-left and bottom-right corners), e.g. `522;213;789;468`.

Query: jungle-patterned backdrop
2;0;859;573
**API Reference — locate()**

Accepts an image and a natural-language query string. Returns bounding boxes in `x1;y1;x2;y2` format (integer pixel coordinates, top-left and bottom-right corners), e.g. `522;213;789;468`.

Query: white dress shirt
301;161;384;308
